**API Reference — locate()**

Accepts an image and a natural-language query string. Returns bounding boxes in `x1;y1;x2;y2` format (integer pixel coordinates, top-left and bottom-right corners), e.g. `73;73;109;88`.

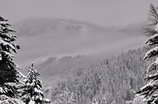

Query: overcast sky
0;0;157;26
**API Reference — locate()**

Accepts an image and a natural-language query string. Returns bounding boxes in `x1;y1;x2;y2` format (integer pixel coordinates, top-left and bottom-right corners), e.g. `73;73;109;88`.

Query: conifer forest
1;0;158;104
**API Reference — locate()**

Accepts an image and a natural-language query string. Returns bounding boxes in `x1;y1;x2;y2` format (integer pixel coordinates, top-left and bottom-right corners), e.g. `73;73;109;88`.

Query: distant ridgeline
46;47;147;104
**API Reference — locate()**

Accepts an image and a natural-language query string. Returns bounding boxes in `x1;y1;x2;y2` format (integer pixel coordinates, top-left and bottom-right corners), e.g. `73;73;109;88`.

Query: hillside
14;18;146;66
12;18;148;104
48;47;146;104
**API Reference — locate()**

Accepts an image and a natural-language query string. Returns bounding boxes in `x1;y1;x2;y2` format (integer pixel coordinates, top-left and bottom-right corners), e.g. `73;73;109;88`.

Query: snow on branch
144;47;158;60
146;33;158;46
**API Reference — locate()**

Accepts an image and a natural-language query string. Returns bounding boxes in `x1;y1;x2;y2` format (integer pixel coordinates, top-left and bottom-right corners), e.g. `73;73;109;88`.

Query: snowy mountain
13;18;147;104
13;17;147;85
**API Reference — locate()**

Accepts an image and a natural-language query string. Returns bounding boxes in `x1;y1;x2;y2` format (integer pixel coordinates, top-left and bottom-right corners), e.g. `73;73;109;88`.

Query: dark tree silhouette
0;16;20;97
136;4;158;104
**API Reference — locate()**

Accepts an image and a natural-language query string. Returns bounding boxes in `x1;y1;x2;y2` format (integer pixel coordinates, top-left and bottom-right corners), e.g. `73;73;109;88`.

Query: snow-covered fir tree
21;64;50;104
0;16;20;97
136;4;158;104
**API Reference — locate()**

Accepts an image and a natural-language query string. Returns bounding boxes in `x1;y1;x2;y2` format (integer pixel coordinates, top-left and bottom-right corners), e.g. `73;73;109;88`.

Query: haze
0;0;157;26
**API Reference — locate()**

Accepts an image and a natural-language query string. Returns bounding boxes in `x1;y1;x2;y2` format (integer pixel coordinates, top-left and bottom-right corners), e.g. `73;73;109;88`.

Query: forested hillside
42;47;147;104
1;0;157;104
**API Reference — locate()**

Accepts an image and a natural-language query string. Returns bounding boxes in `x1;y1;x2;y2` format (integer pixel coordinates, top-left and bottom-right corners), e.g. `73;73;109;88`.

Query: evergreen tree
136;4;158;104
21;64;50;104
0;16;20;97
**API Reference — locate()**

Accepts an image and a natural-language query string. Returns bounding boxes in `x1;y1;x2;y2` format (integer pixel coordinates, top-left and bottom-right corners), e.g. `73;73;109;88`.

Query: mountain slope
48;47;146;104
14;18;147;65
13;18;148;104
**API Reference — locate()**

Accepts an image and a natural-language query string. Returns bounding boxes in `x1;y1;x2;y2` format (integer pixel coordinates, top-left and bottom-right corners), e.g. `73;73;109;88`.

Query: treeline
46;47;146;104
